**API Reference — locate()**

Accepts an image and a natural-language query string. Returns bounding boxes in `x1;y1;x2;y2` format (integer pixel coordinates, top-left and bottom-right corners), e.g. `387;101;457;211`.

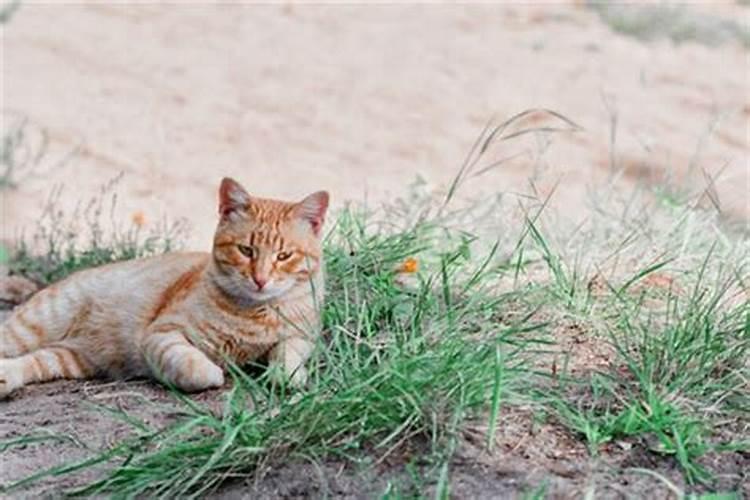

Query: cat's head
211;177;329;303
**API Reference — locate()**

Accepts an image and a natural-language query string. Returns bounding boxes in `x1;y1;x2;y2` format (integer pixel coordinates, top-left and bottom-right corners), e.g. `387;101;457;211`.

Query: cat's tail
0;275;40;307
0;277;88;358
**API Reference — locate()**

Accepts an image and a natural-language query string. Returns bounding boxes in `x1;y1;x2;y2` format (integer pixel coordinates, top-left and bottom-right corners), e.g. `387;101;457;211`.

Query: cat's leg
0;344;95;399
142;330;224;392
1;280;86;358
267;335;313;386
0;311;47;358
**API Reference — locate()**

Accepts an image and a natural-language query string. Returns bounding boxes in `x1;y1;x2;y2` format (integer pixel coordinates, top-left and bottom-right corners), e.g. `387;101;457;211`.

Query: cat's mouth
211;272;291;306
242;279;295;302
245;287;283;301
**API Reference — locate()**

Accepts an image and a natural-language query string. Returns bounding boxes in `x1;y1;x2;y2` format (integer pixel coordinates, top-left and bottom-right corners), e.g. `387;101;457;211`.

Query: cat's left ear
219;177;251;220
295;191;329;236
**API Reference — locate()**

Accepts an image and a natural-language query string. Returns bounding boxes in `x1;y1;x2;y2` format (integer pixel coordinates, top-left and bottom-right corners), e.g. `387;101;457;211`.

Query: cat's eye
277;251;292;262
237;245;256;258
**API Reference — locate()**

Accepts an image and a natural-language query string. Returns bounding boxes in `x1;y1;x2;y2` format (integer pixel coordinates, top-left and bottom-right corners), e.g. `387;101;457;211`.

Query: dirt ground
2;365;746;498
1;2;749;498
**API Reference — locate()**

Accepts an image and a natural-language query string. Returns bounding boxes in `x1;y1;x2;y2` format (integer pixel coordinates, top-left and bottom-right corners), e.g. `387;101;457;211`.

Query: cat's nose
252;275;267;290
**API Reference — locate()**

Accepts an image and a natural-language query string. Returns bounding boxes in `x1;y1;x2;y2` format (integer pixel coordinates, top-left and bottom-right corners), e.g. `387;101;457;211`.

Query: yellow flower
397;257;419;274
131;211;146;228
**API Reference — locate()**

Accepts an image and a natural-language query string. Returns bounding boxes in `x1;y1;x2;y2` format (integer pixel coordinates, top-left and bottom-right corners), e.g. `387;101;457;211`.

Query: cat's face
211;178;328;303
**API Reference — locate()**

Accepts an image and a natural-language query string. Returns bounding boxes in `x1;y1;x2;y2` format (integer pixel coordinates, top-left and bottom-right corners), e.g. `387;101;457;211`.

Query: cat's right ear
219;177;251;220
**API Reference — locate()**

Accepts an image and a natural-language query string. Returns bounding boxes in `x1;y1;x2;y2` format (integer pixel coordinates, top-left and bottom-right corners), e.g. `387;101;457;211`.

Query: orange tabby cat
0;178;328;399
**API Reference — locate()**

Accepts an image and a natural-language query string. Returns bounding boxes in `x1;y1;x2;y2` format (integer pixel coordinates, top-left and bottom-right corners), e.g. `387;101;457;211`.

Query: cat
0;178;328;399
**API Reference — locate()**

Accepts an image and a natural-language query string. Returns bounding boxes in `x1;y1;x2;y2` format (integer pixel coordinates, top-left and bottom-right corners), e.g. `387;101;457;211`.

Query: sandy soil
1;2;749;497
1;3;748;251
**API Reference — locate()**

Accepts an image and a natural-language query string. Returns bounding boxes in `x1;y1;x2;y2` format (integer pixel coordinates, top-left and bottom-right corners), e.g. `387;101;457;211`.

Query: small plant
8;174;189;285
543;221;749;485
1;116;44;190
588;2;750;48
0;115;77;191
0;0;21;24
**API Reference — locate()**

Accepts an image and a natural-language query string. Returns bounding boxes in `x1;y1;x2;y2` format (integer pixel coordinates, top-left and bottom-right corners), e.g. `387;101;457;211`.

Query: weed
8;174;189;285
588;2;750;48
0;0;20;24
1;116;48;190
538;201;749;486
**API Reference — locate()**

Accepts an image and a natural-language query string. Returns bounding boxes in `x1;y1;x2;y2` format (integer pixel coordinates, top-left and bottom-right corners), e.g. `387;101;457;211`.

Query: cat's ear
295;191;329;236
219;177;251;219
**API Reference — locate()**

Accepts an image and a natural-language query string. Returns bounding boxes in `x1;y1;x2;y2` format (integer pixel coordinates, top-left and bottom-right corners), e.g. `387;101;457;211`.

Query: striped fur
0;178;328;398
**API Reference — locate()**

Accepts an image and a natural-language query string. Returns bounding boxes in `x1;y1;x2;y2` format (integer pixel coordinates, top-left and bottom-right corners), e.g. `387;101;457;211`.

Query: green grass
588;1;750;48
0;431;84;453
1;112;747;497
0;0;20;25
527;182;749;486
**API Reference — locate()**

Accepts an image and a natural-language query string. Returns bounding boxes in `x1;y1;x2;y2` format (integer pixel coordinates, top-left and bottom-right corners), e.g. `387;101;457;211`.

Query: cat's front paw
288;365;308;387
266;362;307;388
173;357;225;393
0;359;23;399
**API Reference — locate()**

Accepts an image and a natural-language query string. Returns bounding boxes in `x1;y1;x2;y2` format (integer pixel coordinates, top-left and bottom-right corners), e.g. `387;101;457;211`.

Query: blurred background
2;1;748;249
